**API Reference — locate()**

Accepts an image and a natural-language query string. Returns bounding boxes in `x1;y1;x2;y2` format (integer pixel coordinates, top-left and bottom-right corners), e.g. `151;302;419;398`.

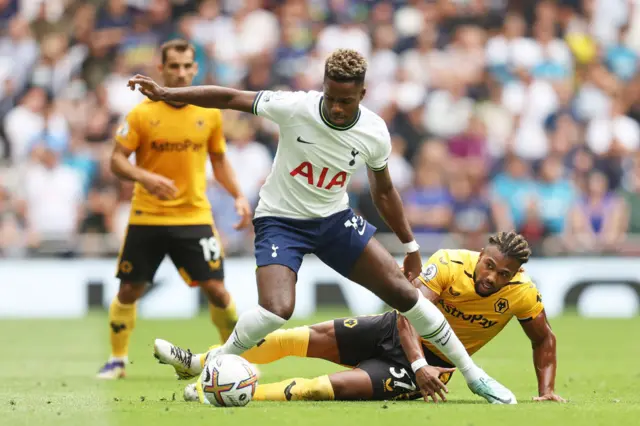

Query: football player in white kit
128;49;516;404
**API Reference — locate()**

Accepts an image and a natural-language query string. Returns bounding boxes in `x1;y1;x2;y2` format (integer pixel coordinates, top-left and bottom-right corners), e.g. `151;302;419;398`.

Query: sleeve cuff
252;91;264;116
368;163;388;172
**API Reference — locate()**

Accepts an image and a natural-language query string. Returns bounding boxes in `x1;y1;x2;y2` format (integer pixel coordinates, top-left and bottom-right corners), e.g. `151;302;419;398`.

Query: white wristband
404;240;420;254
411;358;428;373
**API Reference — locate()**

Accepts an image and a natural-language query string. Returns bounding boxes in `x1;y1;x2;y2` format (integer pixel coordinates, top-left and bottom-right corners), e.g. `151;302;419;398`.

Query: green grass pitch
1;310;638;426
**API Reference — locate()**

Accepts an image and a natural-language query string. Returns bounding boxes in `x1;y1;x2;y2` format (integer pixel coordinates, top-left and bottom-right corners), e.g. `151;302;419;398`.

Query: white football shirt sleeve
367;125;392;172
251;90;306;124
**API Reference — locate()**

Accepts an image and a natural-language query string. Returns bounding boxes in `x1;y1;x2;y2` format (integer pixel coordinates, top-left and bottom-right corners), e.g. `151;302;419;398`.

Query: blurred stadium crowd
2;0;640;258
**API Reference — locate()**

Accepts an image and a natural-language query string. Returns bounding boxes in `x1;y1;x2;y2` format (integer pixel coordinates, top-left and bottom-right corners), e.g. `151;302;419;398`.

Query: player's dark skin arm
210;152;252;229
410;277;441;303
127;75;257;113
368;168;421;280
520;311;566;402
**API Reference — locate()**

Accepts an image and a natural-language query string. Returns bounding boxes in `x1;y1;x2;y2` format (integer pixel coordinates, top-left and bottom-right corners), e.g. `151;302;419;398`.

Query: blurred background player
130;48;518;404
159;231;565;404
97;39;252;379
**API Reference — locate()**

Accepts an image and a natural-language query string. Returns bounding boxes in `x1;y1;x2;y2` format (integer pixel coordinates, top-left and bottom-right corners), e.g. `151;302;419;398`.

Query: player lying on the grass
156;231;566;404
129;48;515;403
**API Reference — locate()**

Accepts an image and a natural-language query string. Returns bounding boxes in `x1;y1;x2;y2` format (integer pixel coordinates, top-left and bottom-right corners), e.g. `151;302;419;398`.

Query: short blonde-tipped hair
324;49;367;83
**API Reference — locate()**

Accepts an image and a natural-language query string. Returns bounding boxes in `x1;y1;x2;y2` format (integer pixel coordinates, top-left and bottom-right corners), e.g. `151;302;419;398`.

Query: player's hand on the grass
128;74;167;101
403;251;422;281
415;366;455;403
233;196;253;229
139;171;178;200
533;393;567;403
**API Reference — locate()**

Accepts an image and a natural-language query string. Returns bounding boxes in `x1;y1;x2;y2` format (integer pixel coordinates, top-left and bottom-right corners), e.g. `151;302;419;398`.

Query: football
199;354;259;407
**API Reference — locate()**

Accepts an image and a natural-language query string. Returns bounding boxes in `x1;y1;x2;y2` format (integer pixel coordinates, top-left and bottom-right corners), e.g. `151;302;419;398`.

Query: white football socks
218;305;287;356
401;289;483;383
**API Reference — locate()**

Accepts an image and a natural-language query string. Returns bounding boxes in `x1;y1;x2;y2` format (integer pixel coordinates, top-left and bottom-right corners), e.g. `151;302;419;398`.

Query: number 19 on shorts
199;237;221;262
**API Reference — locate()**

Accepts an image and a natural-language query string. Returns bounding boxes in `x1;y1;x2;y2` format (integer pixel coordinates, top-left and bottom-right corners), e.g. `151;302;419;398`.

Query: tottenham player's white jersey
252;90;391;219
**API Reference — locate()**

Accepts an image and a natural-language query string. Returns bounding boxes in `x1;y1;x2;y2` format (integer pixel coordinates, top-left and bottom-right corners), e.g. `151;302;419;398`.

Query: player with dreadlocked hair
488;231;532;266
160;231;564;404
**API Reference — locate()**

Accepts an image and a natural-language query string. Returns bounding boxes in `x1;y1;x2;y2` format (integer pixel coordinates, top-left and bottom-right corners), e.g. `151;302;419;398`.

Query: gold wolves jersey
115;99;226;226
418;249;544;364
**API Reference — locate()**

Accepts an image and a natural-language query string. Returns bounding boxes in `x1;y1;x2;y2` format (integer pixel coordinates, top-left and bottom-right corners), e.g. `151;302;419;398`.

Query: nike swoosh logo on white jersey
296;136;315;144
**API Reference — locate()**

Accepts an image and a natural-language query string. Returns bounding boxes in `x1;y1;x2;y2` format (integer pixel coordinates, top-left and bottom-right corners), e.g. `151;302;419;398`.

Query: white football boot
153;339;203;380
467;369;518;404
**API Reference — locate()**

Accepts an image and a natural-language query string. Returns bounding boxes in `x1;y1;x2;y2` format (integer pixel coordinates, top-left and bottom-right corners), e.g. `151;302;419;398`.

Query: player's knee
117;281;146;304
386;275;419;312
269;304;295;321
260;300;294;321
327;376;348;400
256;266;296;320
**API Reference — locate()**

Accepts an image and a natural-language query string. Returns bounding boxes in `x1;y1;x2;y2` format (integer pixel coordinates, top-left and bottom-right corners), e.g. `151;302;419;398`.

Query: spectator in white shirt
528;19;573;78
586;95;640;157
316;13;371;60
393;0;425;39
423;73;474;139
192;0;278;86
222;120;272;207
236;0;279;57
574;62;618;122
591;0;629;47
3;86;48;163
368;25;398;85
501;70;559;160
485;12;527;76
103;53;145;118
401;24;442;87
20;141;84;255
0;16;38;106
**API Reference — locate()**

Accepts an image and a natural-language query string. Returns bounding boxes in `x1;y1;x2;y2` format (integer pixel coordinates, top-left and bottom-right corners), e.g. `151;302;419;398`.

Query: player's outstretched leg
348;239;516;405
199;279;238;342
97;281;145;379
183;369;373;403
154;320;338;379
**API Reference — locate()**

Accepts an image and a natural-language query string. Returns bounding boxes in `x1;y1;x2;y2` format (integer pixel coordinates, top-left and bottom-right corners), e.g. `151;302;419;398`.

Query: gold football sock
209;297;238;342
236;326;310;364
254;375;335;401
200;326;310;369
109;297;136;359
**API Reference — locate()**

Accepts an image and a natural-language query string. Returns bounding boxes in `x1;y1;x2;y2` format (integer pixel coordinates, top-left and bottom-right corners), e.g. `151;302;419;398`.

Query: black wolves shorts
116;224;224;285
334;311;454;401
